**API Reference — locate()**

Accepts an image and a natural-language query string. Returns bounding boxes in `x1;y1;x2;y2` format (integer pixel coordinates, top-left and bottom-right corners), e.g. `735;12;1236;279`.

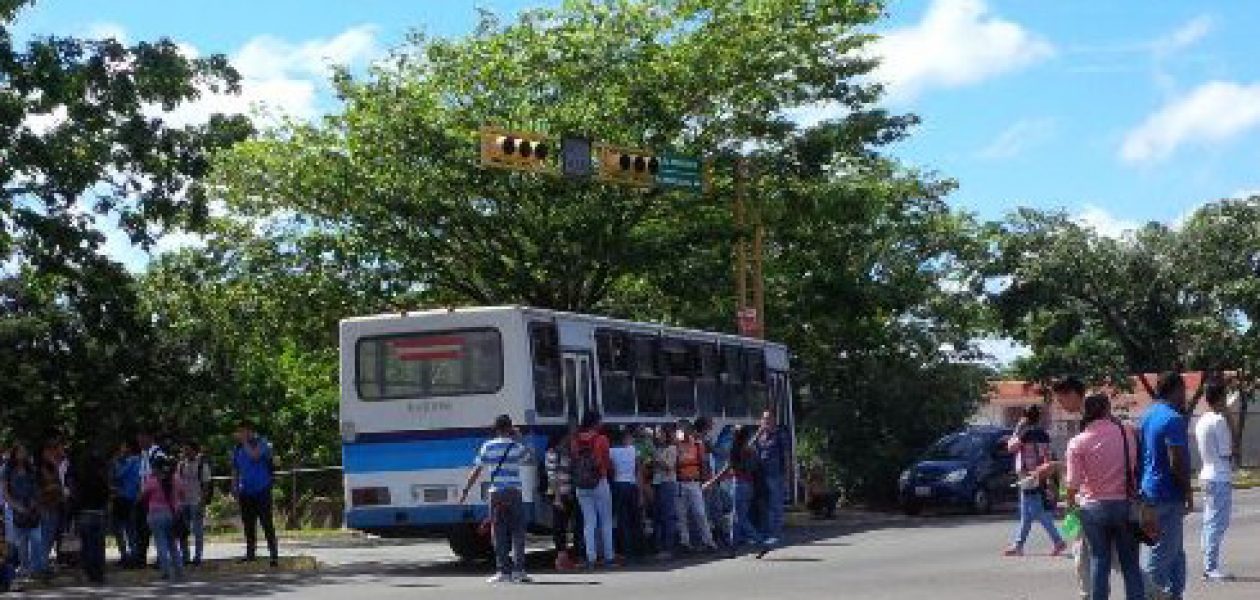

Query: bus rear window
356;329;503;401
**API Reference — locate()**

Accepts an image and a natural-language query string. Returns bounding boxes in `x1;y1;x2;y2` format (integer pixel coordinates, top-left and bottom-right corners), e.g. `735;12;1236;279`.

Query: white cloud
1074;204;1140;239
973;337;1031;367
1153;15;1214;56
153;24;381;128
872;0;1054;104
978;117;1056;159
81;21;128;43
1120;81;1260;164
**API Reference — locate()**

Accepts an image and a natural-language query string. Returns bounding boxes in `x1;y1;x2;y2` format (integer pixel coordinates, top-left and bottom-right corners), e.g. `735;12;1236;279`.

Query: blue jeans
1012;490;1064;548
77;511;107;582
488;488;526;576
111;497;139;563
612;482;643;557
39;508;59;566
1144;501;1186;598
761;474;785;540
12;525;46;576
576;479;615;564
1079;500;1144;600
178;504;206;563
731;480;764;547
1201;481;1231;573
652;482;677;552
148;512;184;579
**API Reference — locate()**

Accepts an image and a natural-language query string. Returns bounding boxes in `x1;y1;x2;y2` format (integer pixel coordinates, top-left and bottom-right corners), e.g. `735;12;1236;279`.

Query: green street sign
656;153;704;191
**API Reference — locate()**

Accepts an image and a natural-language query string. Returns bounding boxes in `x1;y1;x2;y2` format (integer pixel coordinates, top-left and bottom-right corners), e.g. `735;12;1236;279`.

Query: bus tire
448;524;493;562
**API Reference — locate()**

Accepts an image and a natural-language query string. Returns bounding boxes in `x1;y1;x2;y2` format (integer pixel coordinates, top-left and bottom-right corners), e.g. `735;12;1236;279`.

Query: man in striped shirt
459;415;533;584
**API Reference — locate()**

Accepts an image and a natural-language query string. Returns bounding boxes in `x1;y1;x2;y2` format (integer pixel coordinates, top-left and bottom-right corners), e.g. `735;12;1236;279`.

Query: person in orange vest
675;420;718;552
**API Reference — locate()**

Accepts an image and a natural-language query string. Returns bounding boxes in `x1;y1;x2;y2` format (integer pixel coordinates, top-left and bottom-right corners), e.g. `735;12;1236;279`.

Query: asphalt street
27;489;1260;599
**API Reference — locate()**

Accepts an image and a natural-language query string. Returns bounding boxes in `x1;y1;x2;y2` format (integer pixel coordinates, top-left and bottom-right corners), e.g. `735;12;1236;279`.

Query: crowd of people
0;420;279;589
1007;373;1237;600
460;409;792;584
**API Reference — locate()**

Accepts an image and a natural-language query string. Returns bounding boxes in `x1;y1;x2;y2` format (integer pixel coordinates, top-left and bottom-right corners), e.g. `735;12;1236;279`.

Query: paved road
29;489;1260;599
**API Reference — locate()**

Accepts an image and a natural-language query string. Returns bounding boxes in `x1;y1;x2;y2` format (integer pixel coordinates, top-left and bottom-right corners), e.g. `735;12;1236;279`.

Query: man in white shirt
1194;382;1234;582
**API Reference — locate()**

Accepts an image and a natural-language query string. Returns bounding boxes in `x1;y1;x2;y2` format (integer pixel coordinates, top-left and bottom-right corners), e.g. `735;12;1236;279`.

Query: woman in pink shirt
1064;394;1144;600
140;455;189;581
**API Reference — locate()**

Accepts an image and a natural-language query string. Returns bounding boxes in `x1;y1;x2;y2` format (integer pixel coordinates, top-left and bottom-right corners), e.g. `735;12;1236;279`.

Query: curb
17;555;318;591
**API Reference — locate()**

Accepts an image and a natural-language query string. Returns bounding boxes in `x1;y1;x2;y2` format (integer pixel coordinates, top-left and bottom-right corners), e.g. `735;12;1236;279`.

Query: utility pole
733;156;765;339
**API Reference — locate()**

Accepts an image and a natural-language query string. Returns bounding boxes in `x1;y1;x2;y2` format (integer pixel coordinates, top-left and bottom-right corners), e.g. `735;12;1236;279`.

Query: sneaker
1204;570;1233;582
1002;546;1023;557
512;572;533;584
1050;542;1068;557
486;573;512;584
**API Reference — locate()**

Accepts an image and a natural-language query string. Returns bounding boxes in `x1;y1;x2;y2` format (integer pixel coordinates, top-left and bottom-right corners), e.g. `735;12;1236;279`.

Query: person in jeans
706;426;766;552
676;420;718;552
134;430;164;568
232;420;279;567
1065;394;1144;600
3;443;48;582
35;437;66;570
651;424;679;560
545;426;581;570
1194;381;1234;582
1003;405;1067;557
177;442;213;566
71;447;111;585
572;412;615;568
459;414;533;584
609;427;644;560
109;441;141;567
140;455;186;581
753;411;788;546
1139;372;1193;600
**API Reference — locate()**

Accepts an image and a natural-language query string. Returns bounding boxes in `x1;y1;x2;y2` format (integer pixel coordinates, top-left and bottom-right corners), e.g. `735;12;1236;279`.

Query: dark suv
898;426;1016;515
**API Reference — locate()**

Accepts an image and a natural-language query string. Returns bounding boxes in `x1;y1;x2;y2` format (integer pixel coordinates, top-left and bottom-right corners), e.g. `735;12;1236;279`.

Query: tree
0;0;250;445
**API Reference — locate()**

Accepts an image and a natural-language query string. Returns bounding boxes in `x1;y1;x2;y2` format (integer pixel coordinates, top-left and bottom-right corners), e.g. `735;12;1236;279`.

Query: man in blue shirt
459;415;533;584
232;420;278;567
1138;372;1193;600
754;410;789;547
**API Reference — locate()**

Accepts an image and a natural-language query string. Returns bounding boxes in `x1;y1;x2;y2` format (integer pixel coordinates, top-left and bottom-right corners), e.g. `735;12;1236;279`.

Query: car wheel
448;523;493;562
971;487;992;515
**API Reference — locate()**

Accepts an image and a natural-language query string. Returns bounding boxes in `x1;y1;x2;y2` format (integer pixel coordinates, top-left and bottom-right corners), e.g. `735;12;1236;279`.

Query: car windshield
922;433;987;461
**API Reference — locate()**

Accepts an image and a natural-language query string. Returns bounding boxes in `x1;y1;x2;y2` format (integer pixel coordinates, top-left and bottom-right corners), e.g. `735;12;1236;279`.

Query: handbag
477;443;516;537
1115;418;1159;546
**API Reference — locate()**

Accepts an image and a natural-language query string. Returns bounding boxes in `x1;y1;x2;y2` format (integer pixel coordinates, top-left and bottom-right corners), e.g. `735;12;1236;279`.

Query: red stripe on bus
395;351;464;361
389;336;466;348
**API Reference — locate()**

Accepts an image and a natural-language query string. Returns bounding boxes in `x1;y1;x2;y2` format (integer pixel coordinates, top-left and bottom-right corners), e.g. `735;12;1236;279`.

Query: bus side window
634;335;666;416
530;323;563;417
721;345;749;418
597;329;635;416
665;339;697;417
695;343;719;417
746;348;768;418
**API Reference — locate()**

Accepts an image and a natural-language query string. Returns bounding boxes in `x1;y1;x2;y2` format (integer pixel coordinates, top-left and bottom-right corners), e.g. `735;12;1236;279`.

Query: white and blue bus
338;306;795;558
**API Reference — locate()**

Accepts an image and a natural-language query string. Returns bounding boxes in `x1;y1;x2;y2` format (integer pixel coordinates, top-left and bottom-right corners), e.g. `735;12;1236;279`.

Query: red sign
390;335;465;361
737;308;762;337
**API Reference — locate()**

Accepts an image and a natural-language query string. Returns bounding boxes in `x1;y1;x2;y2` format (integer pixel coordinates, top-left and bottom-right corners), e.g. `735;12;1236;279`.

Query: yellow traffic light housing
479;127;556;174
595;143;659;188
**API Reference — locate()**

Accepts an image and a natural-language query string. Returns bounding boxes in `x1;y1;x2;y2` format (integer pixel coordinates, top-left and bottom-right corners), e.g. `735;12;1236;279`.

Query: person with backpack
140;454;187;581
177;441;213;567
1002;405;1067;557
459;414;535;584
571;412;615;568
70;447;110;585
706;425;767;553
109;441;141;568
232;420;279;567
3;443;48;583
676;420;718;552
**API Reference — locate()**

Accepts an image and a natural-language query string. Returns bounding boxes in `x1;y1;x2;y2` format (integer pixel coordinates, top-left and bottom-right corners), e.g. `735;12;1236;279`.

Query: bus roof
340;305;788;350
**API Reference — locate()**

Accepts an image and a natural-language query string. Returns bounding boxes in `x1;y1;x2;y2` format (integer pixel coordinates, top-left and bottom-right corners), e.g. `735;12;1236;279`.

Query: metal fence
210;465;344;530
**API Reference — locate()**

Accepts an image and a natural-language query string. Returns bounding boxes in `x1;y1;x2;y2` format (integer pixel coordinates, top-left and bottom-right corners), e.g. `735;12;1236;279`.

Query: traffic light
596;143;659;188
479;127;556;174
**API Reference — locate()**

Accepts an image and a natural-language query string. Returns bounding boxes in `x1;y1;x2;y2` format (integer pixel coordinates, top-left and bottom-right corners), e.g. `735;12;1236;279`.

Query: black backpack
573;438;601;490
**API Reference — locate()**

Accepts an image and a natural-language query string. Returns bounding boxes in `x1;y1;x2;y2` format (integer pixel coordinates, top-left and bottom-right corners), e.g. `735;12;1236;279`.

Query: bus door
562;352;596;423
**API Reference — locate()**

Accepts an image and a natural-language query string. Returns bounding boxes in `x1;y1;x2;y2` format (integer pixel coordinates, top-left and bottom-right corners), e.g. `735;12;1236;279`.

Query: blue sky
11;0;1260;265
